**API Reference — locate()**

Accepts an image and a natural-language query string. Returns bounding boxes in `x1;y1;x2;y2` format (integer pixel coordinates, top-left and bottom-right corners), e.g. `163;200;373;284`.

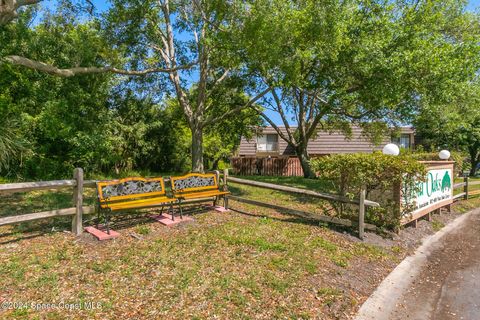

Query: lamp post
439;150;451;160
382;143;400;156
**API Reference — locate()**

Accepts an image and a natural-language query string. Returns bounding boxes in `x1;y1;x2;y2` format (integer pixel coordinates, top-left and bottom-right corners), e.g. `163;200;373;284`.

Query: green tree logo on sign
441;171;451;192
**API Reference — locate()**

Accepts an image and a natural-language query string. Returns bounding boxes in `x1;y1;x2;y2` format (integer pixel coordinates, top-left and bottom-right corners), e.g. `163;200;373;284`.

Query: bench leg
159;205;164;216
213;196;218;207
104;210;111;235
169;203;175;221
224;195;228;210
178;201;183;219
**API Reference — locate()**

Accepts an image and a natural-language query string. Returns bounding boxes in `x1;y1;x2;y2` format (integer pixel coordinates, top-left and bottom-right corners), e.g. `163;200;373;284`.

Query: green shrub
311;152;426;229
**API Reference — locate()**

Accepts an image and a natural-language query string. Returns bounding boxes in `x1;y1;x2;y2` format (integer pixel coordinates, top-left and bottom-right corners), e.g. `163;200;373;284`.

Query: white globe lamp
382;143;400;156
439;150;451;160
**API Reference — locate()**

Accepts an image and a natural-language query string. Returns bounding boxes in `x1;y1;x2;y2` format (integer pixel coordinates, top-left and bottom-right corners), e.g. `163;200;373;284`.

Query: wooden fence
231;157;304;176
0;168;94;235
0;169;224;236
0;168;478;240
226;174;379;239
0;168;377;239
453;176;480;201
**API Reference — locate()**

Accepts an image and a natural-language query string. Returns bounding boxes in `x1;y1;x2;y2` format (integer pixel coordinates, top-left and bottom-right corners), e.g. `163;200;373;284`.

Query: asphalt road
390;210;480;320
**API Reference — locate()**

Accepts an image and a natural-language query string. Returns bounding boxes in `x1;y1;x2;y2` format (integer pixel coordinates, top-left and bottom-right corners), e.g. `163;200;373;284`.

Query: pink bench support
84;226;120;241
149;213;193;226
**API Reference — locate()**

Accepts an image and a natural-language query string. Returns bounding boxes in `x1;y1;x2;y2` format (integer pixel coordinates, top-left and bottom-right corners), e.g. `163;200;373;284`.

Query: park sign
400;161;454;225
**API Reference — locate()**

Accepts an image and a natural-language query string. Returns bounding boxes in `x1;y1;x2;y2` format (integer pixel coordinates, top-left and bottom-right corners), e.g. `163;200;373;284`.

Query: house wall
238;126;414;156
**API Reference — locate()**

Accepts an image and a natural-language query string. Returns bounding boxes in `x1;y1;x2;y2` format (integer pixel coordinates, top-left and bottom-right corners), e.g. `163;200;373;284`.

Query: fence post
358;186;366;240
223;168;229;209
72;168;84;235
464;175;469;200
223;168;229;188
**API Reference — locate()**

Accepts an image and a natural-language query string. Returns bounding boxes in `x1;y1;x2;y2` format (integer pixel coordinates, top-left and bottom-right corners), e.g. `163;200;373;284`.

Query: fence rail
0;168;478;240
0;169;88;235
226;174;379;239
228;176;379;207
452;176;480;201
228;195;378;231
0;171;225;236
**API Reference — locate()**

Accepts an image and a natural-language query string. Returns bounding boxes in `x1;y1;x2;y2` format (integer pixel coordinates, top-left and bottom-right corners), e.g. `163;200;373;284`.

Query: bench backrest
96;177;166;202
170;173;219;194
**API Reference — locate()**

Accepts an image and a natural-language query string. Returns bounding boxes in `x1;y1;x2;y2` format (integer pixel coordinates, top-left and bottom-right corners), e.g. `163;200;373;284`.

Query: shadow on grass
0;216;73;244
83;203;213;230
232;175;335;193
0;203;214;244
229;206;358;237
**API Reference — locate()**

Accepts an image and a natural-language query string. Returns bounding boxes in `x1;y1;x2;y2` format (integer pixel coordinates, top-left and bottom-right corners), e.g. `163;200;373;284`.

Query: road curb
354;208;480;320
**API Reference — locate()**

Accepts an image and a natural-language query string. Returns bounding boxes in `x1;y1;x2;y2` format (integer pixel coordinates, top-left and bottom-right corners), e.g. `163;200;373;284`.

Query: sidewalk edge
354;208;480;320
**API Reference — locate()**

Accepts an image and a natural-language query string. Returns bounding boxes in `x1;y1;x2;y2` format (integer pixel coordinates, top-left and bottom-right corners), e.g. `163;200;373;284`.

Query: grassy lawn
232;175;335;193
0;183;398;319
228;181;334;217
450;196;480;214
0;176;478;319
454;176;480;196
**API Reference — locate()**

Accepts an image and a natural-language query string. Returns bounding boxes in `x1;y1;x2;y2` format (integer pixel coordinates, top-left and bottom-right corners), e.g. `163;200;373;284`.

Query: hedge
311;152;426;230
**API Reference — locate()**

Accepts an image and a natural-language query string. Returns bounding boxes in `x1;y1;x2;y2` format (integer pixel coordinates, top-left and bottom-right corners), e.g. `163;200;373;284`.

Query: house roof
253;125;415;134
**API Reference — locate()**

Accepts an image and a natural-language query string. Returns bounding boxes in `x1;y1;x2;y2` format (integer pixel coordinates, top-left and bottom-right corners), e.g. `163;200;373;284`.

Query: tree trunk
469;148;479;177
470;157;479;177
212;158;220;170
191;124;204;173
296;146;315;178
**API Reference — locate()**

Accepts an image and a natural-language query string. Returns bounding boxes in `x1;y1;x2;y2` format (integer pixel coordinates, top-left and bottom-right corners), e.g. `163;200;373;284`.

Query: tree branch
252;107;294;145
210;68;230;89
2;55;196;77
204;87;271;126
271;88;294;143
305;106;331;141
158;0;194;121
0;0;42;25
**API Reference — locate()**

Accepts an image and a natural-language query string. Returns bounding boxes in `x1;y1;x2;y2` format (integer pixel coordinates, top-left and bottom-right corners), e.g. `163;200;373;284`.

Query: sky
468;0;480;10
38;0;480;125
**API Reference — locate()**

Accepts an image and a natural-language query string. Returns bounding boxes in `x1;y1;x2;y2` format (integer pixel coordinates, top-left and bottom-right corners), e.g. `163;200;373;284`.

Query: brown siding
308;128;390;155
238;136;256;156
238;126;414;156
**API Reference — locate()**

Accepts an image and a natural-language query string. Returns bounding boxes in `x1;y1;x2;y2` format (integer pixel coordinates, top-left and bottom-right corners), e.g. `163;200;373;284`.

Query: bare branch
212;68;230;88
204;87;271;126
196;24;209;114
271;88;295;143
149;43;170;63
84;0;95;15
251;107;294;146
191;0;227;32
2;55;196;77
204;68;231;102
305;106;331;141
158;0;194;120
